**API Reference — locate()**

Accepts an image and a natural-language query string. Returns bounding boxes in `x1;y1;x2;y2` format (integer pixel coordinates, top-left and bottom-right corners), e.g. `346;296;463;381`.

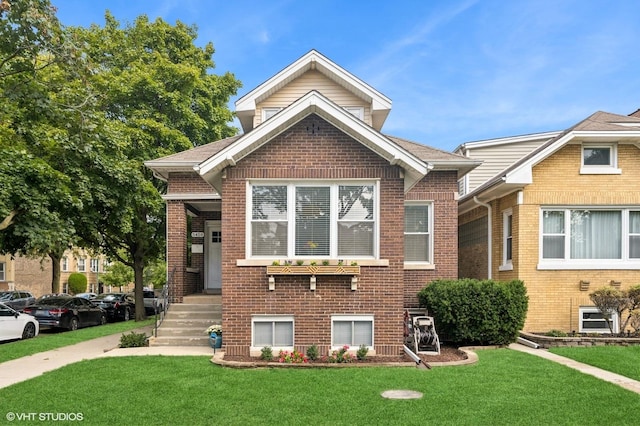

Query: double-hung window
77;258;86;272
540;208;640;268
61;257;68;272
90;259;99;273
404;203;432;264
0;262;5;281
249;182;377;259
500;209;513;270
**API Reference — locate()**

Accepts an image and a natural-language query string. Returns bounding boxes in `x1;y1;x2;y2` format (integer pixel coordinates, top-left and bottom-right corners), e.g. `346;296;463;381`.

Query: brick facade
163;115;461;356
460;143;640;332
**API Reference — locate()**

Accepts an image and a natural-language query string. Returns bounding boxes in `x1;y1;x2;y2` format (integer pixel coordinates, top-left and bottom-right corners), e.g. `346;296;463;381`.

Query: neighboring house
0;249;113;297
146;50;479;357
458;110;640;334
0;253;51;297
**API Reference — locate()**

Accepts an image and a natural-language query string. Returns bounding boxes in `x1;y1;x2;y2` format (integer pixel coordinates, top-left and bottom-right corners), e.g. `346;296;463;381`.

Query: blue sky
53;0;640;151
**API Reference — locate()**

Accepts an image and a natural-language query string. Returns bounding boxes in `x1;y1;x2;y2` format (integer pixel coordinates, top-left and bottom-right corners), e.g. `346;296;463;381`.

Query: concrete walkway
0;326;214;390
509;343;640;395
2;332;640;395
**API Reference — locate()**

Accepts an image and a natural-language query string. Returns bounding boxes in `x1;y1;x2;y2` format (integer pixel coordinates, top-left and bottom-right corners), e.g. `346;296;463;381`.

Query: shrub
119;332;148;348
67;272;88;295
260;346;273;361
418;278;528;346
356;344;369;360
545;330;568;337
590;285;640;335
306;344;320;361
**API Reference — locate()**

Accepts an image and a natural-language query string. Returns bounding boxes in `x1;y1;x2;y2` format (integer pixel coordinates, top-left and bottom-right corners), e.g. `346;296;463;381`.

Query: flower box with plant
205;324;222;336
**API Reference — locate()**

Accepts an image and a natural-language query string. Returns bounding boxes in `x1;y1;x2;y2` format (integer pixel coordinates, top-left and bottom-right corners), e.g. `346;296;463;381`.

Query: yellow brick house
458;110;640;333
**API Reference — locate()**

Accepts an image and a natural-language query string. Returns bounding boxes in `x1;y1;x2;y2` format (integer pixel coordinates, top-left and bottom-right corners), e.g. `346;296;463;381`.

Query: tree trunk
0;210;17;231
133;252;147;321
49;251;62;294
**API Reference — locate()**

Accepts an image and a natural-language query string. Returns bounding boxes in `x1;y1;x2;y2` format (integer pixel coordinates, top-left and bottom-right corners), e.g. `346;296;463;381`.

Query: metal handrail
153;267;175;337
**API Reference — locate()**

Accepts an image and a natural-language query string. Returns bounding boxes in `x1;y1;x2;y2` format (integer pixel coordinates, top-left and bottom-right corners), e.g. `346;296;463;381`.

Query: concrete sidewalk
509;343;640;395
0;326;214;390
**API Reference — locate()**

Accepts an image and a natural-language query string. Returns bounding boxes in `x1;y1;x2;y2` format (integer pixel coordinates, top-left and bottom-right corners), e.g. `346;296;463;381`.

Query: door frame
204;220;222;294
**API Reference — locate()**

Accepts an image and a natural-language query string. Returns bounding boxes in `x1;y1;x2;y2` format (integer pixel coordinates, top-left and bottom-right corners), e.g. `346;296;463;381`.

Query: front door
205;221;222;293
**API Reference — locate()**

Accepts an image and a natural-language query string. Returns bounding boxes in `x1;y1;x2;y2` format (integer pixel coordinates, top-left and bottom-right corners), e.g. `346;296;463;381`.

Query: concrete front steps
149;294;221;347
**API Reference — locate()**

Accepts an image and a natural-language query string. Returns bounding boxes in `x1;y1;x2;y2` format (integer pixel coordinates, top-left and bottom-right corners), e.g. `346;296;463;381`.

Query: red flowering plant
278;349;308;363
324;345;354;363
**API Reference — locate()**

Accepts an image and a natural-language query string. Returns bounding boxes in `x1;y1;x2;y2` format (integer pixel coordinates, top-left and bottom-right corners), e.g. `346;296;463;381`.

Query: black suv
0;291;36;311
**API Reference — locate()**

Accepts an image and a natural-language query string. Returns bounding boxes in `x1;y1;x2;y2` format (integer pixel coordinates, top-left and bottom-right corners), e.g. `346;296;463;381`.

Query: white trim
197;90;428;193
403;201;434;266
579;306;619;333
331;314;374;350
247;180;379;260
539;207;640;268
501;208;513;270
251;315;295;355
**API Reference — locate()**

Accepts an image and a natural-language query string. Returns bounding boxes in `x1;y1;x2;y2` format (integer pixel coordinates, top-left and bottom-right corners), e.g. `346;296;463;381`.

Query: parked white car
0;302;39;342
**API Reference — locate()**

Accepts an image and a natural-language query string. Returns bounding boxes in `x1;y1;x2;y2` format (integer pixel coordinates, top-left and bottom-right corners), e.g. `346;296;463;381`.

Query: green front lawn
1;349;638;425
550;345;640;381
0;319;154;363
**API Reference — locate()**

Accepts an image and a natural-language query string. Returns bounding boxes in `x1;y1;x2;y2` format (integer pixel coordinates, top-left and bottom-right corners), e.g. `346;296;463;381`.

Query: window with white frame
249;182;376;259
580;143;620;174
579;306;619;333
77;257;86;272
252;316;294;348
0;262;5;281
502;209;513;268
541;209;640;265
262;107;282;121
90;259;99;273
404;203;432;263
61;257;68;272
332;315;373;348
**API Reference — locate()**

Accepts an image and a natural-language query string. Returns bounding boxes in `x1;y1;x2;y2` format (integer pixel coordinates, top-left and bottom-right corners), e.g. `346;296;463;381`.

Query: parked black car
92;293;135;321
22;297;106;330
0;291;36;311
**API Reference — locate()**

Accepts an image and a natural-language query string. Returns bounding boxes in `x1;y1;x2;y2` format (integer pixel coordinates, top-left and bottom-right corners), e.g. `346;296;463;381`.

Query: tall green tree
69;13;241;320
0;0;90;292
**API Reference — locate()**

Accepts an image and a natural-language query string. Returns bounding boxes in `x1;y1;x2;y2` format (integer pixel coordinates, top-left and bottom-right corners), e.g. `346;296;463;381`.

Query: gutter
473;196;492;279
403;345;430;369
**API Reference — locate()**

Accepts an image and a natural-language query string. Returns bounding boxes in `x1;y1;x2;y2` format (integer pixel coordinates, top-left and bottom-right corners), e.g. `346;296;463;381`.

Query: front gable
196;90;430;193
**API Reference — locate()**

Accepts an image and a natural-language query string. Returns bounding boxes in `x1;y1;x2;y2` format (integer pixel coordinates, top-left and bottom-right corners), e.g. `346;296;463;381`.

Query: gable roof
197;90;429;193
459;110;640;212
235;50;392;133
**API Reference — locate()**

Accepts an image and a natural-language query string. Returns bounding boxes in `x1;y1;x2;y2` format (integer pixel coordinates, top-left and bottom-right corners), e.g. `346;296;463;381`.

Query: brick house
458;110;640;334
146;50;479;357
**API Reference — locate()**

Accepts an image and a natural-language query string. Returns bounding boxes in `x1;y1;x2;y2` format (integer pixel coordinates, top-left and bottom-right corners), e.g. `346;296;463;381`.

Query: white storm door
205;221;222;291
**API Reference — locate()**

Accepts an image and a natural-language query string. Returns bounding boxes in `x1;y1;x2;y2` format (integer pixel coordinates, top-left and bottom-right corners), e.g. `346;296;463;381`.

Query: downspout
473;196;492;279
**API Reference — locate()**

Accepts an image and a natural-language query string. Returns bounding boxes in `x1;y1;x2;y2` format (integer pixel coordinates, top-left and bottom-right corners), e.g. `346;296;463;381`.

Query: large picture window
249;182;377;259
404;203;432;263
541;208;640;267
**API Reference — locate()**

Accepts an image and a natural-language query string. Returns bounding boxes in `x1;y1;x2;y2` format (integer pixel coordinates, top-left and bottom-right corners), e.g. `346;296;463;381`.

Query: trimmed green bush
418;278;528;346
119;332;148;348
67;272;88;295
